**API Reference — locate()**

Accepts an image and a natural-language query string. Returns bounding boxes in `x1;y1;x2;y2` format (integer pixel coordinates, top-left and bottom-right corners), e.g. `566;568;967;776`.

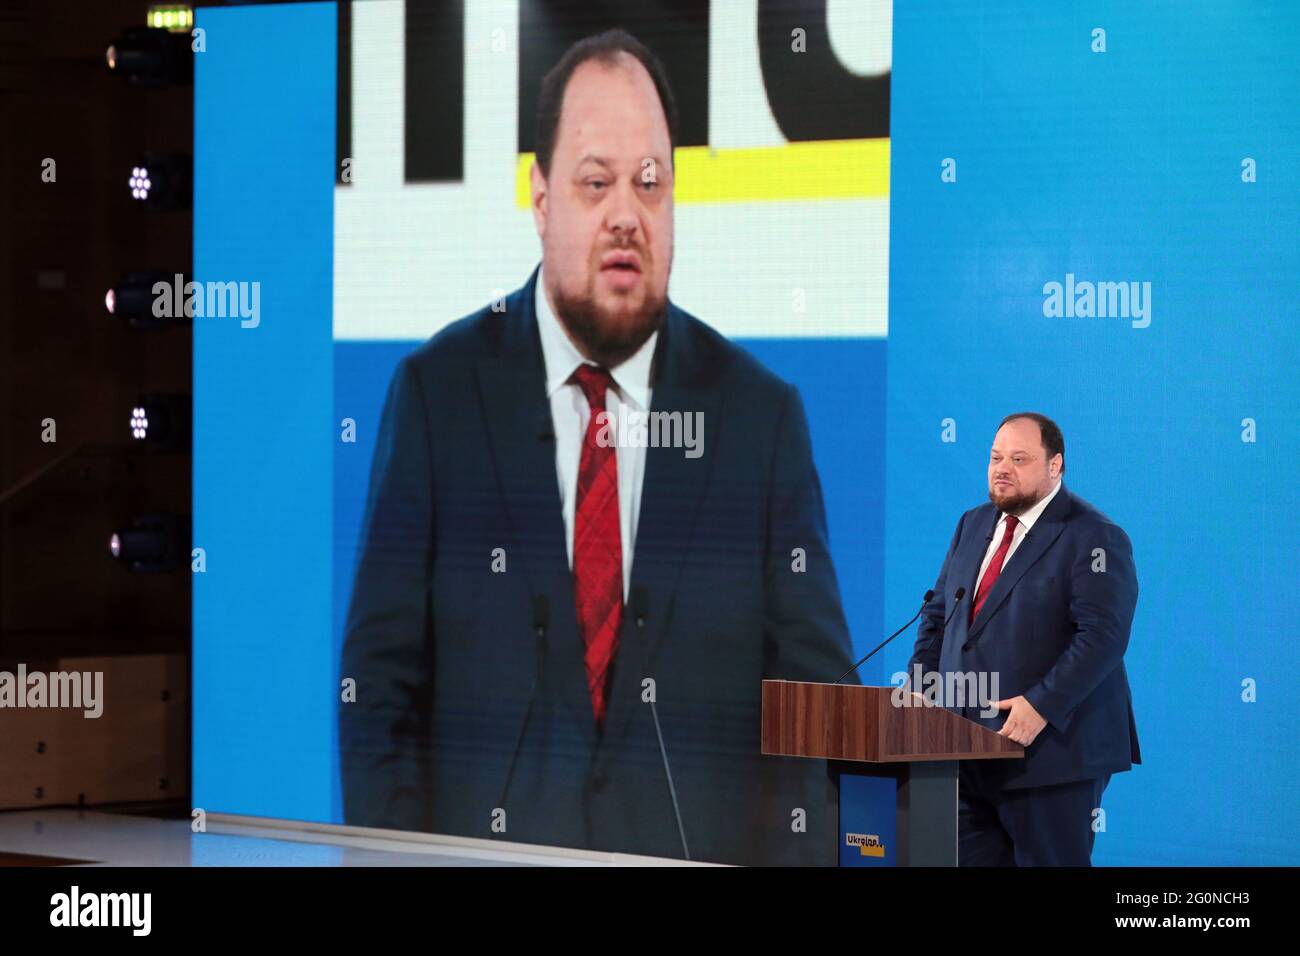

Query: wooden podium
761;680;1024;866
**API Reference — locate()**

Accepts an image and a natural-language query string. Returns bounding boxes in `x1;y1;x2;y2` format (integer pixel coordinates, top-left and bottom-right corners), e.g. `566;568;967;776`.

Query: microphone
496;595;550;820
911;587;967;662
834;590;934;684
943;587;968;631
630;585;690;861
533;594;549;637
537;406;555;443
630;585;648;630
889;588;969;704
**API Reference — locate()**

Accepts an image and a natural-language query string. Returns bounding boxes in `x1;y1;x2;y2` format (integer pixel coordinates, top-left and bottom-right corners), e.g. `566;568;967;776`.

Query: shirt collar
534;263;657;411
1003;479;1063;532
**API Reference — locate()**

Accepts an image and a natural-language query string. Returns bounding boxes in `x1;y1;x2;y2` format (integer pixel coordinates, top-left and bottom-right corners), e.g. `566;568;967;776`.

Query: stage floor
0;809;702;866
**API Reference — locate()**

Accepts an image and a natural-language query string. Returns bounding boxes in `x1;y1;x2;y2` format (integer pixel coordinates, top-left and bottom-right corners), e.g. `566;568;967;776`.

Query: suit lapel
475;268;594;748
958;507;999;599
949;506;997;642
967;486;1071;641
599;305;721;750
628;306;722;667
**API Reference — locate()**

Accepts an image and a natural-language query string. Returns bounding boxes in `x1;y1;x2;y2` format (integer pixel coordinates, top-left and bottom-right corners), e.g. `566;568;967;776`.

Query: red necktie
571;364;623;728
970;515;1019;623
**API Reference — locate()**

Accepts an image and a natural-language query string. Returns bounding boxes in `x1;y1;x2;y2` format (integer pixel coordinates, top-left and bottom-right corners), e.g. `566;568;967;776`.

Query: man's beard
989;486;1043;517
552;274;666;368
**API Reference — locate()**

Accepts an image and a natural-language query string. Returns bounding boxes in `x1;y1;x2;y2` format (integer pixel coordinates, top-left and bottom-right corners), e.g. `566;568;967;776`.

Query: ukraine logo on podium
846;833;887;858
839;774;898;866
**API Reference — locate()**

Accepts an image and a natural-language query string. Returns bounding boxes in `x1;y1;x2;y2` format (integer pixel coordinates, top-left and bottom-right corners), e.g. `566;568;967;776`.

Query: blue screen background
194;1;1300;864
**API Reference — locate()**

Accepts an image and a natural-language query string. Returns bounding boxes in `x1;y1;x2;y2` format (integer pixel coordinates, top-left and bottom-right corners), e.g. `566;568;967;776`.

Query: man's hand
994;695;1046;746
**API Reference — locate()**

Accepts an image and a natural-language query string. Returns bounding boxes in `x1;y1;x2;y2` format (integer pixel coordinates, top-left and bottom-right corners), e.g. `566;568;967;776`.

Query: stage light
129;166;154;202
108;515;190;572
146;5;193;33
106;272;189;329
127;153;190;210
105;26;192;88
129;395;191;450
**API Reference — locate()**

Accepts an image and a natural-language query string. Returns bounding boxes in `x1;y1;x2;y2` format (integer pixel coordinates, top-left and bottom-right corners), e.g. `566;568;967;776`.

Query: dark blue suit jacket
907;486;1141;790
339;266;855;865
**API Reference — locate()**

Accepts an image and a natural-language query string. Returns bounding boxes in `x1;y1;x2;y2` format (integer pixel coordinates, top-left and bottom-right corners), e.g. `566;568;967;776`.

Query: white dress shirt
535;266;657;599
975;479;1063;591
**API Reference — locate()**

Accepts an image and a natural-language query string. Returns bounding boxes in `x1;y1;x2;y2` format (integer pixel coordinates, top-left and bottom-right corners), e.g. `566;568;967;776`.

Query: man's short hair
534;28;679;179
999;411;1066;474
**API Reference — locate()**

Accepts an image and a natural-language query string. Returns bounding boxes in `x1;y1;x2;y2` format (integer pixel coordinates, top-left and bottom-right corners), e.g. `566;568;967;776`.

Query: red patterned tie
971;515;1019;623
571;364;623;728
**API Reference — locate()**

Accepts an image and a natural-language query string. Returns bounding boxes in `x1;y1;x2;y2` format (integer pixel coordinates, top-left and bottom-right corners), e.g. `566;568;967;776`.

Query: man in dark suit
907;412;1140;865
338;29;854;866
